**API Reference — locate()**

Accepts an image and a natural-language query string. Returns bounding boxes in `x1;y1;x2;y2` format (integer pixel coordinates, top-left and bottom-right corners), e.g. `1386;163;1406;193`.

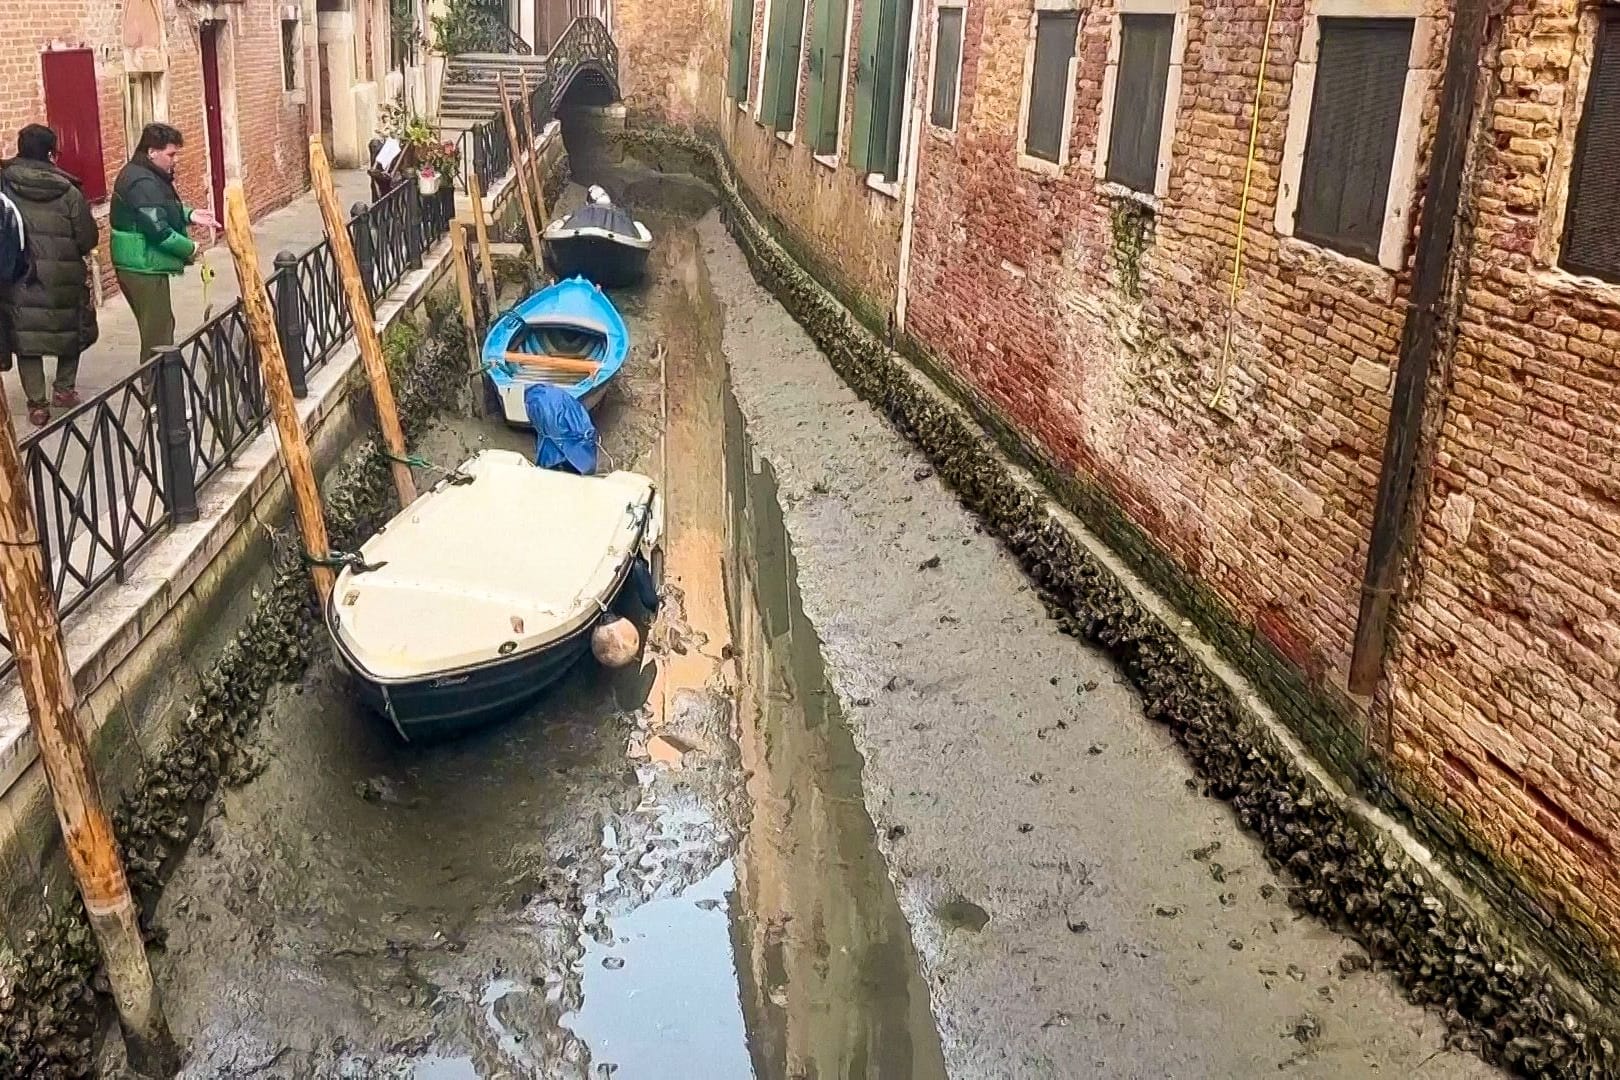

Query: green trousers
116;271;175;393
17;353;80;405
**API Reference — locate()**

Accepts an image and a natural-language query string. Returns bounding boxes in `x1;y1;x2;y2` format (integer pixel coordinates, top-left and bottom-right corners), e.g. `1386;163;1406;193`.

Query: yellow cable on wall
1209;0;1282;410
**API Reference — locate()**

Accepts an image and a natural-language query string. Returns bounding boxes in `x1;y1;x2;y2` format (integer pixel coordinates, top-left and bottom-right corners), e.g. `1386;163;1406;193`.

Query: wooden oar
502;351;602;375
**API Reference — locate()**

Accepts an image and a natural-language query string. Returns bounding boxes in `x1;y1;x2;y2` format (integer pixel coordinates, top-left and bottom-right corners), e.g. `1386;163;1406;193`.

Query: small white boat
327;450;663;741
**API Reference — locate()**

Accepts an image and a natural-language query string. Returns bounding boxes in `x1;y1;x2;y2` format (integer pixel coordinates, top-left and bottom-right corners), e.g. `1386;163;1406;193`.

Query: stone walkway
5;170;371;432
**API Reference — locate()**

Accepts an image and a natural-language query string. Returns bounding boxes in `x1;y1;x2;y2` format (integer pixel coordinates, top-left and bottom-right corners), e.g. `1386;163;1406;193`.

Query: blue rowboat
480;276;629;426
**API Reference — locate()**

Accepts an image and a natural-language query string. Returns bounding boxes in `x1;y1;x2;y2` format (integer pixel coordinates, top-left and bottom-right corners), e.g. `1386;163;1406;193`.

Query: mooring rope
303;549;387;573
381;448;475;485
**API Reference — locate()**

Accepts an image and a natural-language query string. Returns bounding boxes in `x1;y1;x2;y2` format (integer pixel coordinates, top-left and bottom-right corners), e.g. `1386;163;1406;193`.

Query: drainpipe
893;5;929;336
1347;0;1493;697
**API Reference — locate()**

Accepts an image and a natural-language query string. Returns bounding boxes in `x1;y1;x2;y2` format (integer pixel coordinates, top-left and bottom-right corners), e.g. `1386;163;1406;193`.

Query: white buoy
591;617;640;668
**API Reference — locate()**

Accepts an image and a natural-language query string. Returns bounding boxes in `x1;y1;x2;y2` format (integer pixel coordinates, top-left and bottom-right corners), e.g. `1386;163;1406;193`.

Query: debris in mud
1018;823;1035;834
647;733;694;767
1287;1014;1323;1044
1041;1012;1073;1030
623;125;1618;1078
1080;680;1099;693
1086;743;1105;755
886;824;908;841
1339;952;1372;975
914;466;934;481
601;956;626;970
936;899;991;932
918;555;941;570
1191;841;1222;862
1154;905;1182;919
1066;917;1090;934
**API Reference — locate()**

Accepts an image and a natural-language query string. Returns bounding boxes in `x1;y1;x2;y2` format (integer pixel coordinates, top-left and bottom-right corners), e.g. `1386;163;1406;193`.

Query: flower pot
417;173;441;196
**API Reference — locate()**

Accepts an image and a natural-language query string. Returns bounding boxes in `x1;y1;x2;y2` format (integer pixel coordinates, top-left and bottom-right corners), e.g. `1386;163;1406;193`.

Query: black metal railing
0;180;457;672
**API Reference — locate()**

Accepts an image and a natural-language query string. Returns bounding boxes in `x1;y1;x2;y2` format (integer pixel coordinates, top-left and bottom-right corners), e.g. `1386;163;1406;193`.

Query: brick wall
0;0;311;300
1386;0;1620;960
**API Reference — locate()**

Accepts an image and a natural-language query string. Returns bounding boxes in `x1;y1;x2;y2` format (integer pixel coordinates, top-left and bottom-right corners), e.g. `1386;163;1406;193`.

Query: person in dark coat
0;124;97;427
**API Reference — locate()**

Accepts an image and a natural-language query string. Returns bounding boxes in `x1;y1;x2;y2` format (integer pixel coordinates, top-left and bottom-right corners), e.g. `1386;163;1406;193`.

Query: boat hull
480;277;629;428
544;235;650;289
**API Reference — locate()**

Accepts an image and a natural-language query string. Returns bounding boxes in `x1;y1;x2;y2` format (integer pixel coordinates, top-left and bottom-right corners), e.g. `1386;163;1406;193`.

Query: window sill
283;88;307;105
1277;236;1397;304
1017;152;1065;178
1097;180;1159;213
929;126;957;145
775;129;796;148
813;152;839;171
866;174;902;200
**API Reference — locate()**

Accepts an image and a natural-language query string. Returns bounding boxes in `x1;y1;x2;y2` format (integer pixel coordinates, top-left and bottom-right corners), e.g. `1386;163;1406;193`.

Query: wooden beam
501;351;601;374
498;72;546;267
308;136;417;510
518;69;551;226
1347;0;1491;698
466;163;500;312
0;399;176;1076
451;225;483;373
224;182;337;612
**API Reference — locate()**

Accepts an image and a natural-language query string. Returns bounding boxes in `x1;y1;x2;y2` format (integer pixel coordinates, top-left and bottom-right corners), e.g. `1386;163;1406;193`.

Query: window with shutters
1561;10;1620;283
1275;4;1432;271
1095;1;1183;198
728;0;755;105
41;49;108;202
805;0;852;156
929;5;965;131
850;0;917;183
760;0;808;133
1020;9;1079;167
124;72;166;157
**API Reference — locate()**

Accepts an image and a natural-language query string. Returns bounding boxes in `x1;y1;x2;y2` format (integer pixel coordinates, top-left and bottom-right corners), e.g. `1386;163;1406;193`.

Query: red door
41;50;108;201
199;22;228;221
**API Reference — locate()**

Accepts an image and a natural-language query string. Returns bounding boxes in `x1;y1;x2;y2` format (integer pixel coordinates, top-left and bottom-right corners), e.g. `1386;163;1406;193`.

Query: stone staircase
437;52;551;146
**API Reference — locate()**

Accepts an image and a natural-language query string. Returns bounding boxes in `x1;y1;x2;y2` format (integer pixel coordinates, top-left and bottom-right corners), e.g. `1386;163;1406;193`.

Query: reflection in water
723;394;949;1080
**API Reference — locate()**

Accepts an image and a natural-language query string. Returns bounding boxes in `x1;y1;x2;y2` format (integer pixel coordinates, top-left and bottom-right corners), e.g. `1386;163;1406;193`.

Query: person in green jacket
110;122;217;392
0;125;98;427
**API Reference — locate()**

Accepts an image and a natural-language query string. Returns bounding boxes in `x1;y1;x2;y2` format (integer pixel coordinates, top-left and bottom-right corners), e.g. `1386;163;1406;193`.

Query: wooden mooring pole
0;396;177;1074
308;136;418;510
517;70;551;227
451;225;483;372
466;165;499;312
498;73;547;267
223;182;337;611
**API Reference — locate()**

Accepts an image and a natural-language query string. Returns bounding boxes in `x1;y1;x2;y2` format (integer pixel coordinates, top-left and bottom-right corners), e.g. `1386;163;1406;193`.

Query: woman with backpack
0;124;97;427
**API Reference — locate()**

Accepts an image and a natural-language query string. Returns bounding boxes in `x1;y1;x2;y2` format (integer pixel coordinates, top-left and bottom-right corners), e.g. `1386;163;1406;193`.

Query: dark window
282;19;300;92
761;0;808;131
1563;11;1620;282
1295;17;1413;262
851;0;916;180
805;0;850;153
729;0;755;103
41;49;107;202
1105;13;1174;192
1024;11;1079;164
930;7;965;130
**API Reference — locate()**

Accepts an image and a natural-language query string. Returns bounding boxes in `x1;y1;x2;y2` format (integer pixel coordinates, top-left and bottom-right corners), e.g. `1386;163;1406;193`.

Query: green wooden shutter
760;0;789;125
850;0;886;172
806;0;829;144
816;0;850;153
772;0;808;130
729;0;754;102
876;0;914;178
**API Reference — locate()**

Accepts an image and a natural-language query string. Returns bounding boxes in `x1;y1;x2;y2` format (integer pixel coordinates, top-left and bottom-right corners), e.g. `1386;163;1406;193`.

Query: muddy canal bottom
139;172;946;1079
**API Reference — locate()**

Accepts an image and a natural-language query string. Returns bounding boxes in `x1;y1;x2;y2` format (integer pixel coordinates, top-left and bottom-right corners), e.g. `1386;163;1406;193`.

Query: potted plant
417;165;441;195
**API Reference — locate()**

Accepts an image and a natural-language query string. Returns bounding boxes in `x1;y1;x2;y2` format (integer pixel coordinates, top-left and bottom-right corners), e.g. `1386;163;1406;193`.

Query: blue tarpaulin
523;382;598;475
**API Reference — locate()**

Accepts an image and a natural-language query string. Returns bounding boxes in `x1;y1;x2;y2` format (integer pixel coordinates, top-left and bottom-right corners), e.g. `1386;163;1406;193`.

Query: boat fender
592;617;640;668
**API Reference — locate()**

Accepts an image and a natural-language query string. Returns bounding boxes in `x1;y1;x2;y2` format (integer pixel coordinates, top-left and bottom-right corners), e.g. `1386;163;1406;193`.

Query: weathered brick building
610;0;1620;989
0;0;320;297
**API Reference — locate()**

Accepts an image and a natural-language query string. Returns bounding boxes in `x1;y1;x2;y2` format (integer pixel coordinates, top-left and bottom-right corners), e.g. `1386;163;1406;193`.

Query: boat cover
544;203;652;248
330;451;659;680
524;383;598;474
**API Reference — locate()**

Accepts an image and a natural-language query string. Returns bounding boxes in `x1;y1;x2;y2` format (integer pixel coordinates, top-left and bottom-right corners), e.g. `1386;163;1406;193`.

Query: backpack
0;180;32;287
